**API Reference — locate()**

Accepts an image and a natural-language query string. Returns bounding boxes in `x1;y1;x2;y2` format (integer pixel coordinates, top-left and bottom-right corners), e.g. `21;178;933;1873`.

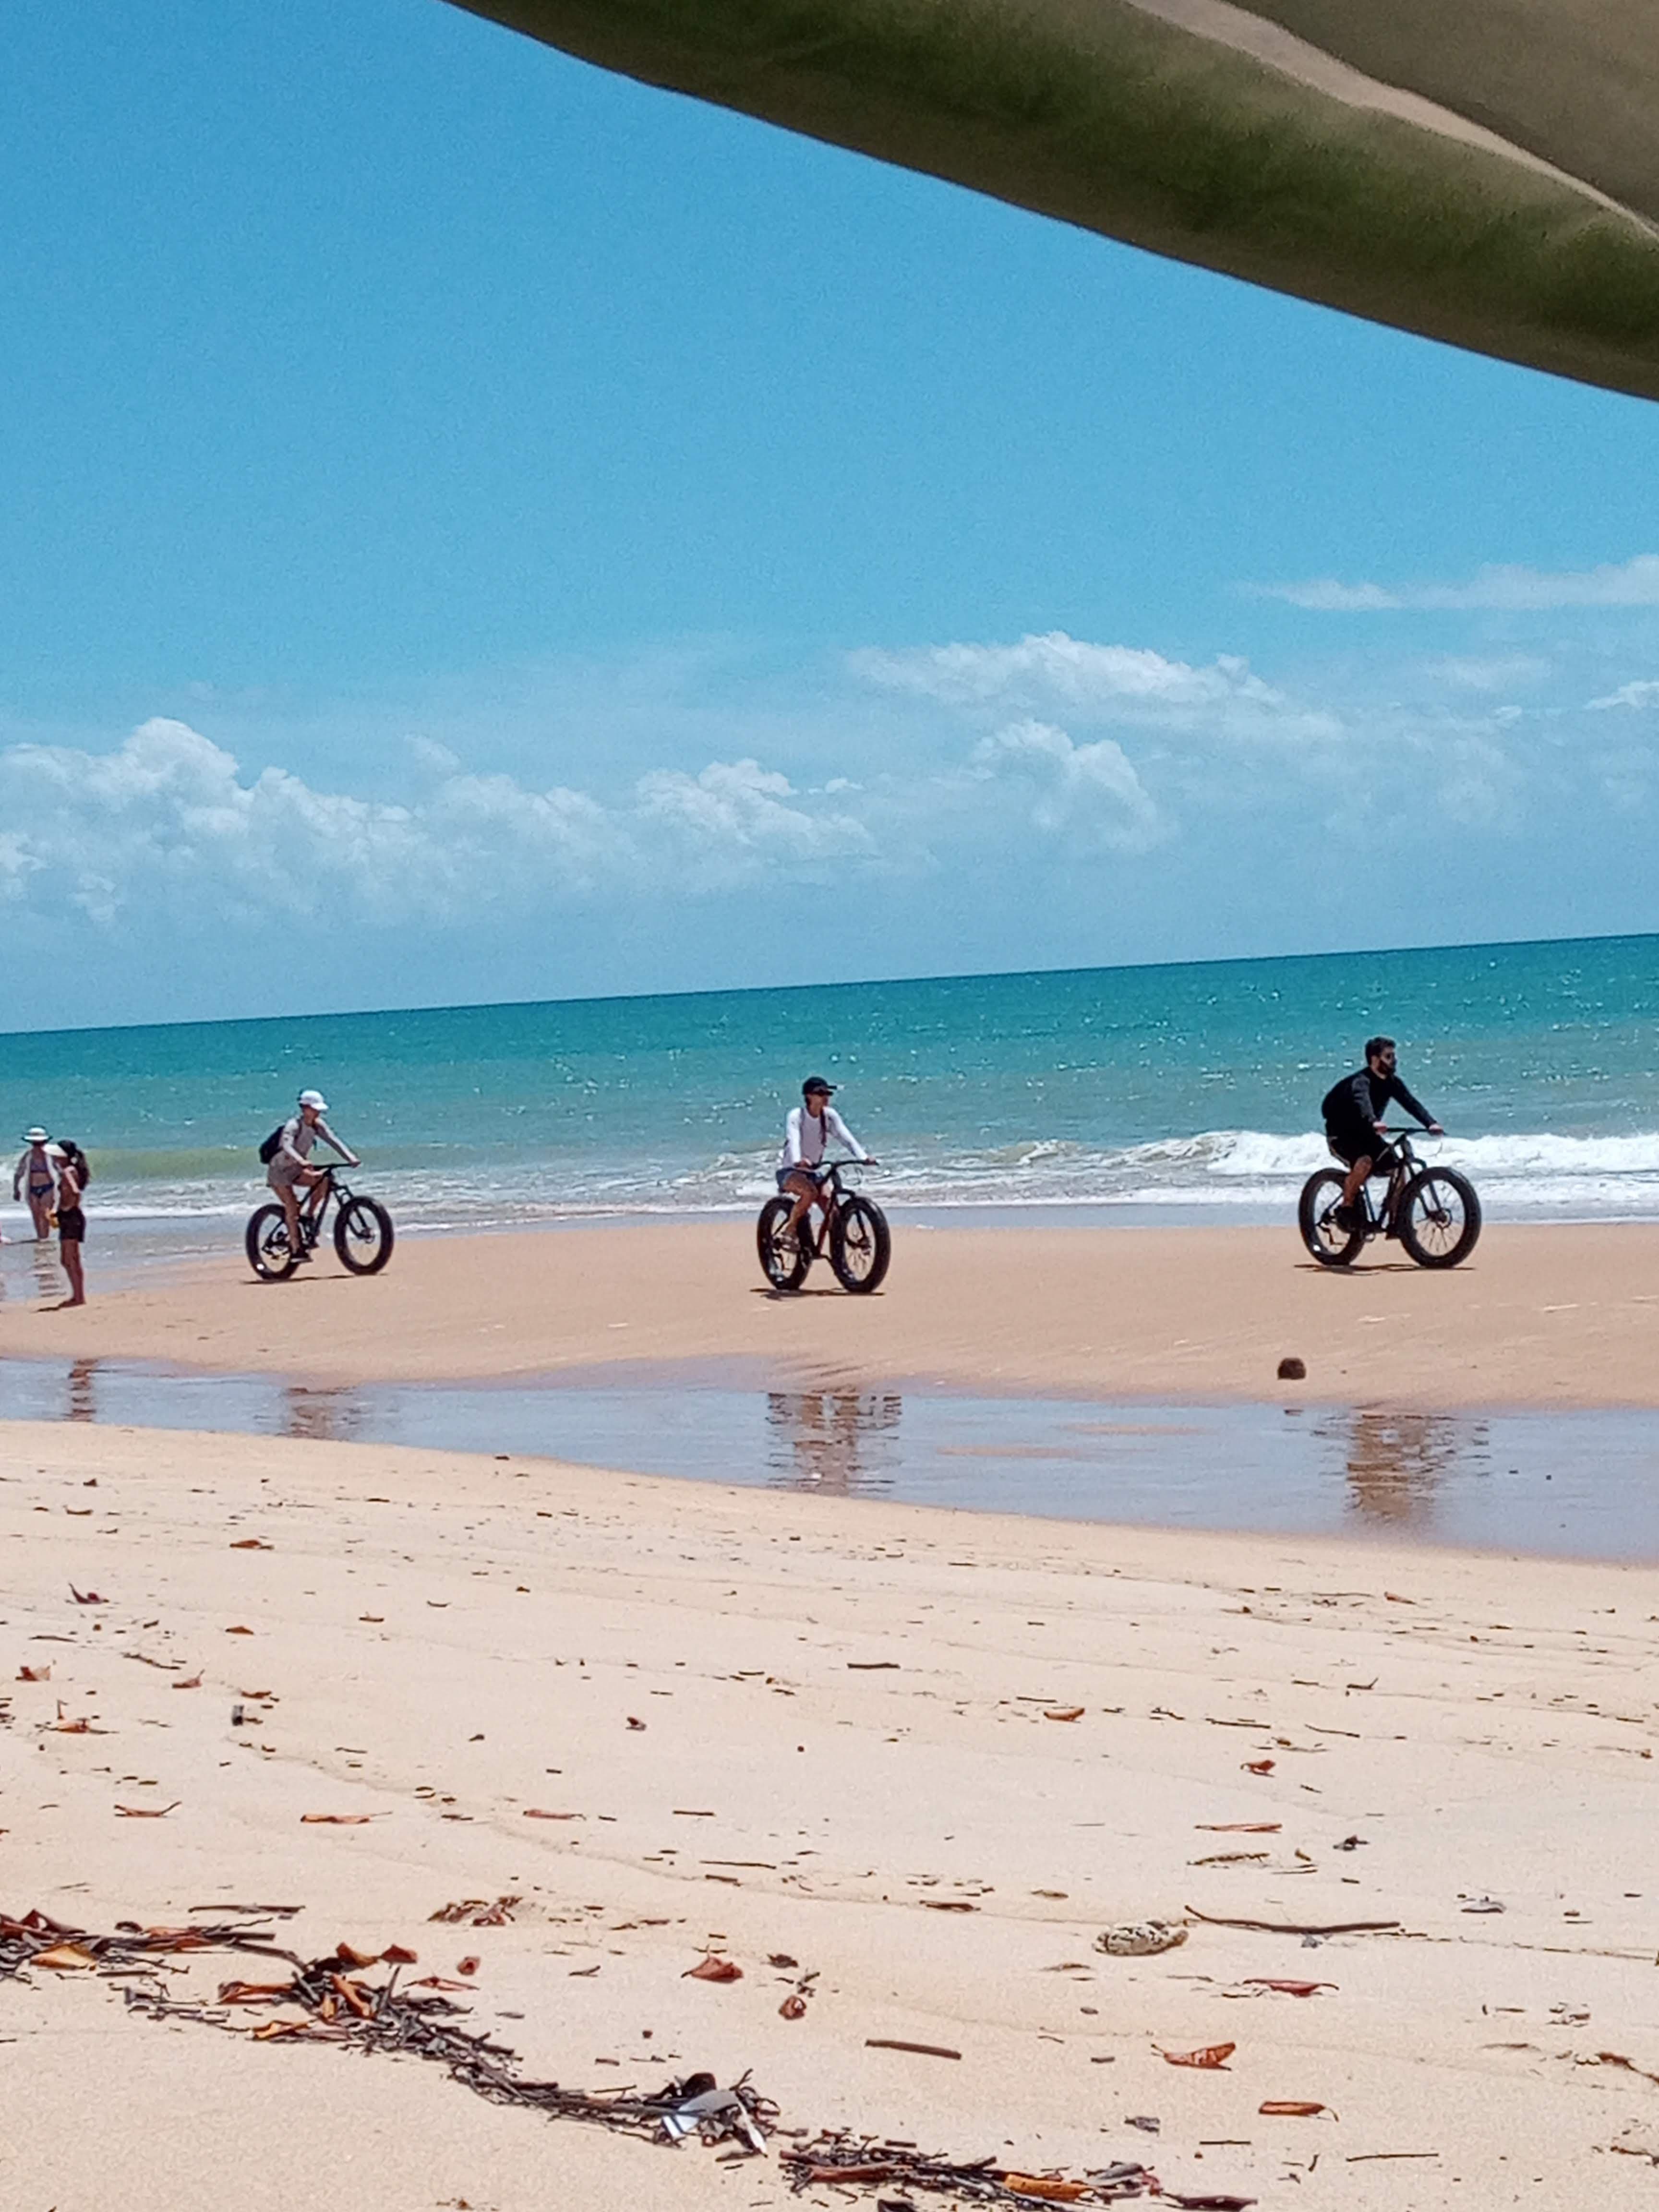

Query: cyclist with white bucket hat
263;1090;360;1265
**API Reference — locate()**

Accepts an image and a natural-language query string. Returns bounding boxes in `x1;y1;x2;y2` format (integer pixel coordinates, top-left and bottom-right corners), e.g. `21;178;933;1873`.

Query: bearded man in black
1321;1036;1444;1229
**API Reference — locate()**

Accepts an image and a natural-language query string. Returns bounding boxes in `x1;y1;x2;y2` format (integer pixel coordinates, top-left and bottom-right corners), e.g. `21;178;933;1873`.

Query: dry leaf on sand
300;1813;375;1826
1043;1707;1085;1722
1260;2100;1327;2116
115;1802;179;1818
683;1955;742;1983
1161;2042;1236;2068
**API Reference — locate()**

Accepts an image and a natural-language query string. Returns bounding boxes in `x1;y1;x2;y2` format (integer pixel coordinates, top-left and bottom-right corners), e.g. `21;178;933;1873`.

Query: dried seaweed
1;1904;1204;2204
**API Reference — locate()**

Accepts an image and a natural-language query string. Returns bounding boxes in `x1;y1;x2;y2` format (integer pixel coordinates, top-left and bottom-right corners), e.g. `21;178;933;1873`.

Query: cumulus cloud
1587;678;1659;710
1256;553;1659;613
971;721;1162;851
635;758;872;885
0;719;872;934
852;630;1281;718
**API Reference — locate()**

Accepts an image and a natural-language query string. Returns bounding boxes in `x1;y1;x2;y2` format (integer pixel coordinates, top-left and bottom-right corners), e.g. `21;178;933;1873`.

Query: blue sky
5;0;1659;1023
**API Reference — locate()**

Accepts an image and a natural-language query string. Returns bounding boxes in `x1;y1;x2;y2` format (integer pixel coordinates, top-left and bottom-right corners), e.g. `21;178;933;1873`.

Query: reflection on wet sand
282;1384;368;1444
766;1389;902;1494
1323;1407;1488;1525
66;1357;97;1423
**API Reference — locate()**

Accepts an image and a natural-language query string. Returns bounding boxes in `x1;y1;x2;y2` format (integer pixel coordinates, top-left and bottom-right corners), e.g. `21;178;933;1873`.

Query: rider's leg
277;1181;304;1253
1340;1155;1373;1210
783;1170;818;1232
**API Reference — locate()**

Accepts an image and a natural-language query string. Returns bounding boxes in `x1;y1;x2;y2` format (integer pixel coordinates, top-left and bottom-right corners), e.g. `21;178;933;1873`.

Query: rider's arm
782;1107;808;1169
1346;1072;1382;1131
273;1118;309;1173
824;1106;868;1161
1389;1077;1439;1131
315;1119;361;1167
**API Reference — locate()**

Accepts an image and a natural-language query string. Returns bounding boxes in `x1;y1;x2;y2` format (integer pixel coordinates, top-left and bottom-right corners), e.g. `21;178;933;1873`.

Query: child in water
53;1142;88;1306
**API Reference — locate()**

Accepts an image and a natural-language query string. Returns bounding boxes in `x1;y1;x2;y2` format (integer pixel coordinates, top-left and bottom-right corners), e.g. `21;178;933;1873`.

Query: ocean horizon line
2;922;1656;1048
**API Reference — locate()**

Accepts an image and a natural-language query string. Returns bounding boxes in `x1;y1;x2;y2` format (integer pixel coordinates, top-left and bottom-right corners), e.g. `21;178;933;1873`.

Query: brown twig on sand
1185;1908;1399;1936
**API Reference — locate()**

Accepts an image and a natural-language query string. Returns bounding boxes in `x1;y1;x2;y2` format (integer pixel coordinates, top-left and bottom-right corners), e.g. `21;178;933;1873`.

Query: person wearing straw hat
12;1129;62;1242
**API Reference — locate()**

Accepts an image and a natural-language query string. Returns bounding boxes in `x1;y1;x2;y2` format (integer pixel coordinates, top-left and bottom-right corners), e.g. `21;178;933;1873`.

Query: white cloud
971;720;1162;851
1587;678;1659;710
1431;654;1551;694
0;719;872;933
852;631;1281;715
634;757;873;884
1257;554;1659;612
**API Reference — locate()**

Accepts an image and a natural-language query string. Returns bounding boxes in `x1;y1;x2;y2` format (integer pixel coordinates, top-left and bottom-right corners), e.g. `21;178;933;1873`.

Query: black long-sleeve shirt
1322;1068;1435;1136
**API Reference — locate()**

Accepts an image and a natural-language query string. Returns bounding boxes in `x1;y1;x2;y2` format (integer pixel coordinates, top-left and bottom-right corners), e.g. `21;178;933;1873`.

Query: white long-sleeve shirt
778;1103;867;1174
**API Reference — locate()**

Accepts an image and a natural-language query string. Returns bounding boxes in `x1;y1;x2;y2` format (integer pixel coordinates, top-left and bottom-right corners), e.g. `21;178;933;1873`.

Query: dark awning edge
446;0;1659;401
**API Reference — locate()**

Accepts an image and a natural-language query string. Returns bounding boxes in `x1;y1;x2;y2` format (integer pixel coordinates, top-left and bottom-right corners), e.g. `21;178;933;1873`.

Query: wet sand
3;1218;1659;1407
8;1419;1659;2209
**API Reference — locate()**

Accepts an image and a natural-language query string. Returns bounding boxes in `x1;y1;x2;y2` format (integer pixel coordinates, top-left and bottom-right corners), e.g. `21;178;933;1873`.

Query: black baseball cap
802;1075;836;1096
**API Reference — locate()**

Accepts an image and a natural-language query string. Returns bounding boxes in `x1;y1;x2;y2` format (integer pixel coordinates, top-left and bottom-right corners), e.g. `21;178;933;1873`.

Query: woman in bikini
53;1142;88;1306
12;1129;60;1241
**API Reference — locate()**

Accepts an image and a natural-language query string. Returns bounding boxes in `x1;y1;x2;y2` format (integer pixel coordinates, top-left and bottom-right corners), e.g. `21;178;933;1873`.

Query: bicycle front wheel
830;1194;891;1293
1298;1171;1363;1268
334;1197;395;1275
246;1204;299;1282
757;1197;810;1289
1396;1170;1481;1269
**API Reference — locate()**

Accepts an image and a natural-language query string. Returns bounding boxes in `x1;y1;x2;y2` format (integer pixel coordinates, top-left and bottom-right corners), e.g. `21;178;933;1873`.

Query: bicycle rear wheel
757;1197;810;1289
830;1194;890;1293
246;1204;299;1282
1298;1171;1363;1268
1396;1169;1481;1268
334;1196;395;1275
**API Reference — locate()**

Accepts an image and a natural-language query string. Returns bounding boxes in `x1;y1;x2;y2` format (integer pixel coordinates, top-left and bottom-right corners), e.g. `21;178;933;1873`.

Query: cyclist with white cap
266;1091;360;1264
777;1076;872;1236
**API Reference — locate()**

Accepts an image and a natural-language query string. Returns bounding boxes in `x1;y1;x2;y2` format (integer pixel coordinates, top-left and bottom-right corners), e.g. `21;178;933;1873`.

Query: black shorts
775;1166;822;1192
1325;1128;1395;1175
58;1207;86;1244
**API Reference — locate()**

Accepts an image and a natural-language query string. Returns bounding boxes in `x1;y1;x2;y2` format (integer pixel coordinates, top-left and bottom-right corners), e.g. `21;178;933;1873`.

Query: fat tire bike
246;1163;396;1282
757;1159;891;1295
1298;1127;1481;1271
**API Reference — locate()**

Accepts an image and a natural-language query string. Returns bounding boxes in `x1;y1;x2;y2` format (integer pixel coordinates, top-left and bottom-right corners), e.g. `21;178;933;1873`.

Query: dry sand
3;1218;1659;1406
7;1418;1659;2209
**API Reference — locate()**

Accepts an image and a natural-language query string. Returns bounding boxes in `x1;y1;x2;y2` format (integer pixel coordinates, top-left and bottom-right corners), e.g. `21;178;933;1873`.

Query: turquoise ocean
2;932;1657;1257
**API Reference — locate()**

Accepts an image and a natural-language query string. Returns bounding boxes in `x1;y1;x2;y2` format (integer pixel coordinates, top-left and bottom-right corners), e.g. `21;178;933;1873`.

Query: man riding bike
1321;1037;1444;1231
266;1089;360;1262
777;1077;872;1235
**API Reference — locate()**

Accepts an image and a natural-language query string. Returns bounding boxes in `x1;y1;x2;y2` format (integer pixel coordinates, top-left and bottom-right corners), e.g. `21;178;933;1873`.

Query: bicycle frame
293;1164;353;1248
789;1160;863;1255
1352;1128;1424;1235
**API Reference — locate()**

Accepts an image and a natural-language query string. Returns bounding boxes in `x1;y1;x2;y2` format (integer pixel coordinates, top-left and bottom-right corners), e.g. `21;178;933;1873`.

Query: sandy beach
3;1218;1659;1407
7;1417;1659;2209
6;1219;1659;2207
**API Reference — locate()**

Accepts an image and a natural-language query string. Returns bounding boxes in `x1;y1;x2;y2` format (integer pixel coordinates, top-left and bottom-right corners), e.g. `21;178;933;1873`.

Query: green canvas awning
445;0;1659;401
